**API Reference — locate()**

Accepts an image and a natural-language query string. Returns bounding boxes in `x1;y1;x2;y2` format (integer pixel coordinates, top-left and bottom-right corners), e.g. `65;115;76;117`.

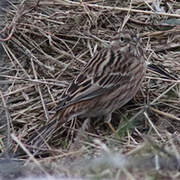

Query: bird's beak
131;36;140;46
133;36;138;42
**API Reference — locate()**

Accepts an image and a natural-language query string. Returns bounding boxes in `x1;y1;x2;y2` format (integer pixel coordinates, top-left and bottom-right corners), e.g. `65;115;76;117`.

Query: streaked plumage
28;32;146;148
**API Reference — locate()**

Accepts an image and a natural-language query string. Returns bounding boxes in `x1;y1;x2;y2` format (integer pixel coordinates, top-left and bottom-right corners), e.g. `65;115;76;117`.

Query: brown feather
27;32;146;149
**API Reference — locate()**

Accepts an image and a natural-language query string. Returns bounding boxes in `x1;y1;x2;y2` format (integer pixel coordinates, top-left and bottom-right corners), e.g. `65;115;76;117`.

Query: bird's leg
104;113;116;133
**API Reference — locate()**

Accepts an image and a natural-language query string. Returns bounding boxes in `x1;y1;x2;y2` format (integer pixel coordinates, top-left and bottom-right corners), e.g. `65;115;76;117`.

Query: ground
0;0;180;179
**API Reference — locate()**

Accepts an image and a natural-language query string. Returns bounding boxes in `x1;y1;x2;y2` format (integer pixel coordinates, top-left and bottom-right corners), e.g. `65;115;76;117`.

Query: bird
27;31;146;149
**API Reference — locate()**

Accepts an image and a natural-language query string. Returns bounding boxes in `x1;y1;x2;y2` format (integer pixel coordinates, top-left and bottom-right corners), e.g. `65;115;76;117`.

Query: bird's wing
56;48;133;110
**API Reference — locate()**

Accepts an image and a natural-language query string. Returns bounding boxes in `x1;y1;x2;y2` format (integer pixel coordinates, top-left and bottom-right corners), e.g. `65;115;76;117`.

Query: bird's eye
119;36;124;42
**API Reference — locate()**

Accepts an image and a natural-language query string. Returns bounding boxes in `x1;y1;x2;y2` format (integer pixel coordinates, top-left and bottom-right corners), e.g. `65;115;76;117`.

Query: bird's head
111;31;142;54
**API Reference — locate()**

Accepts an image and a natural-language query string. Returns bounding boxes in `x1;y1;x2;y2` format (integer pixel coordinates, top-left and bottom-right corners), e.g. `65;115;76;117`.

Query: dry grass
0;0;180;179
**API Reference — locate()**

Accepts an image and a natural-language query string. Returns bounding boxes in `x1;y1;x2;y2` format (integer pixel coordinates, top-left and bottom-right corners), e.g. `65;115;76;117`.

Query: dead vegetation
0;0;180;179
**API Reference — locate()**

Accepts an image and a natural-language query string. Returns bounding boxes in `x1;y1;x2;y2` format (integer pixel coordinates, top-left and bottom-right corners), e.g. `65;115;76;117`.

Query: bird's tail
26;109;67;151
